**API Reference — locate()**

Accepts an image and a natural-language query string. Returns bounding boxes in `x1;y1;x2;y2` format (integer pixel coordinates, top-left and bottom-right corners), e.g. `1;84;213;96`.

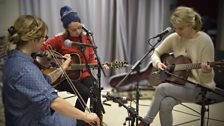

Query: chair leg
200;104;206;126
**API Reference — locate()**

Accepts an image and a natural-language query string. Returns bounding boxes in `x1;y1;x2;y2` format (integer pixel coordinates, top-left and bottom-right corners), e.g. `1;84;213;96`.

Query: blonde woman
138;6;215;126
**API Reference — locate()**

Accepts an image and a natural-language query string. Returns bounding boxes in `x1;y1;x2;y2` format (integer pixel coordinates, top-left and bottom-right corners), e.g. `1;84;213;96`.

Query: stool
174;87;224;126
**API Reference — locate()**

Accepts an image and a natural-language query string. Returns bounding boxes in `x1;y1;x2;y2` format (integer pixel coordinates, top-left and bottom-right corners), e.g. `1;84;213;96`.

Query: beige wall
0;0;19;36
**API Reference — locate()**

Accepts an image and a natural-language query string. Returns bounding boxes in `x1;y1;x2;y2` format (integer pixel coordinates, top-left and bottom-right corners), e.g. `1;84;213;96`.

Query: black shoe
138;121;149;126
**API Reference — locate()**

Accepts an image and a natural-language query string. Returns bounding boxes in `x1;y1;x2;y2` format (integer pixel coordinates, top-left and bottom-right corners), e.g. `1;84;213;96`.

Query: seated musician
3;15;99;126
41;5;109;126
138;6;216;126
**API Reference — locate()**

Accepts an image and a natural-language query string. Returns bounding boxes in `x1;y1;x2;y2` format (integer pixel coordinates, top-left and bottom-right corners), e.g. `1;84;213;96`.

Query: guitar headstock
212;59;224;71
109;61;129;68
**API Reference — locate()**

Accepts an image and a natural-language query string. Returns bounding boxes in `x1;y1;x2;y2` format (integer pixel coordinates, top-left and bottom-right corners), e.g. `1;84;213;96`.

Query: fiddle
33;51;65;73
33;51;72;87
33;51;84;83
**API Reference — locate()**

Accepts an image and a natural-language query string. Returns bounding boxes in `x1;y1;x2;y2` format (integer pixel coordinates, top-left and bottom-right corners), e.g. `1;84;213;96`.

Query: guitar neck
174;63;201;71
68;61;128;71
69;64;99;70
174;62;218;71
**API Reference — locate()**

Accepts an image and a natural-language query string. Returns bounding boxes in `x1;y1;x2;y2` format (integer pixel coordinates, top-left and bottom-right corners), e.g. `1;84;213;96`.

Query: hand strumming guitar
48;54;71;83
157;62;167;70
60;54;72;70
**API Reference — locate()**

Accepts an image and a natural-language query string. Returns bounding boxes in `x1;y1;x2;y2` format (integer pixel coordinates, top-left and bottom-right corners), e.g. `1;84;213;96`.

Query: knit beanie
60;6;81;28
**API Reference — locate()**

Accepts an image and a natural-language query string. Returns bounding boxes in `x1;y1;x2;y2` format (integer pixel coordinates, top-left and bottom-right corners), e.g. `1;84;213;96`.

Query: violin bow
45;44;92;113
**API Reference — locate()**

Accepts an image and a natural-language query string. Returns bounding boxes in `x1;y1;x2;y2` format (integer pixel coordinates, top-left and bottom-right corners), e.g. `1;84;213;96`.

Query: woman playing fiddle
2;15;99;126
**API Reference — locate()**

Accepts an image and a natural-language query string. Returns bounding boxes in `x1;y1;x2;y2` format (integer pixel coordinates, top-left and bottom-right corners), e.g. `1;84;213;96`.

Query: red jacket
41;33;97;80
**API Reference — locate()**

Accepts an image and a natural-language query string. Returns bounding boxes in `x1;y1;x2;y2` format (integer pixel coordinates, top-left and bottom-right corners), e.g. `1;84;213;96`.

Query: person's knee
77;89;90;98
160;97;177;112
155;83;169;96
78;94;89;102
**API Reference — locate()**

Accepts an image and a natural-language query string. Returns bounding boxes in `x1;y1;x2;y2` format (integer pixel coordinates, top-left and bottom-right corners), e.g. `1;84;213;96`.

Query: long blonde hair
170;6;202;31
4;15;48;51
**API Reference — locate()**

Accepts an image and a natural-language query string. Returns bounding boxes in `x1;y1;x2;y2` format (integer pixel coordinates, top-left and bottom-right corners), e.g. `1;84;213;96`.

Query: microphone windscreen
166;27;173;32
64;39;72;47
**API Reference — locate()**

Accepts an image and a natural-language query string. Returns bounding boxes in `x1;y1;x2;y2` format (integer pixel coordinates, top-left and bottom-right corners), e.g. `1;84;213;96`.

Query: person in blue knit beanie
41;5;109;126
60;6;81;28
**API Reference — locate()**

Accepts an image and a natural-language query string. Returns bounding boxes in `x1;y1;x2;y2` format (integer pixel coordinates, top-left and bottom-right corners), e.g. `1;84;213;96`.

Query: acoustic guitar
149;53;224;86
41;53;128;82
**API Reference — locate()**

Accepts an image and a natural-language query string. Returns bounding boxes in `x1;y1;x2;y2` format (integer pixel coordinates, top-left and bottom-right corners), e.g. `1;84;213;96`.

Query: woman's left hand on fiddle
201;62;212;73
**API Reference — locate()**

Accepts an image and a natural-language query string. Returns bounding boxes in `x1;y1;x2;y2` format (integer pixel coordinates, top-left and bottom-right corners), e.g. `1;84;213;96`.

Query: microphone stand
105;94;147;126
87;32;106;123
79;45;104;126
115;36;164;126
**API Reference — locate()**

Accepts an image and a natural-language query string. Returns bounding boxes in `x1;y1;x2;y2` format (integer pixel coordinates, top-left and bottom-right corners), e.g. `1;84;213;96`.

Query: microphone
151;27;173;39
102;92;131;103
64;39;97;48
81;24;93;35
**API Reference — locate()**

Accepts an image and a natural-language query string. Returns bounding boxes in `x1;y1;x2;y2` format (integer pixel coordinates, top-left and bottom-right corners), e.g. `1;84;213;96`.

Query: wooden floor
59;88;224;126
0;82;223;126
